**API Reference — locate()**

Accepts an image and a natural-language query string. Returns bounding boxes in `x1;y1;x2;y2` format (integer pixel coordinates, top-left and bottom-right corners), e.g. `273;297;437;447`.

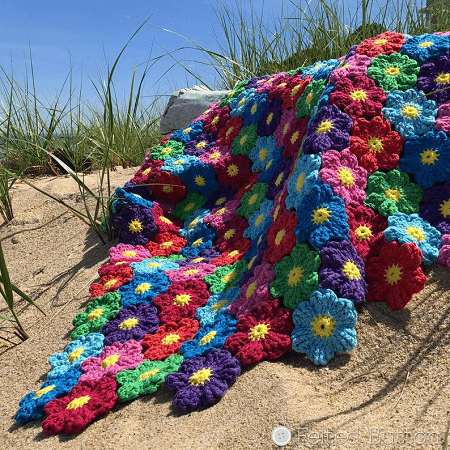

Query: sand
0;168;449;450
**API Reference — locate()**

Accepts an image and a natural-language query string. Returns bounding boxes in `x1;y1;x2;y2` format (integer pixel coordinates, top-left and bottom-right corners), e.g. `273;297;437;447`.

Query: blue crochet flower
241;92;268;126
400;130;450;189
180;224;216;258
291;288;358;365
180;314;237;358
230;88;256;117
179;208;211;239
47;333;104;378
248;136;280;172
243;199;274;241
401;33;450;63
14;367;81;424
295;182;349;249
171;121;204;143
112;187;154;210
118;273;170;307
130;258;179;276
179;160;219;197
161;154;198;177
196;287;240;327
258;151;283;183
382;88;438;138
286;153;322;212
302;59;340;80
383;212;442;265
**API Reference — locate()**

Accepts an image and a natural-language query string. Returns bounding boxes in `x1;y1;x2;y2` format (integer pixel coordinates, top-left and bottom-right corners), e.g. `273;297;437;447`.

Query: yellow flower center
290;130;300;144
406;226;425;241
265;159;273;170
221;272;236;284
160;217;172;225
216;207;227;215
227;164;239;177
103;279;118;290
228;250;240;258
212;299;228;311
312;207;331;225
196;141;207;149
350;89;367;101
266;112;274;124
385;66;401;77
259;147;268;161
367;136;384;153
128;220;143;233
216;196;227;206
115;261;127;266
225;126;235;137
199;331;217;345
182;127;192;134
161;333;180;345
142;168;152;176
420;149;439;165
439;199;450;217
436;72;450;84
147;262;161;268
101;353;120;369
189;368;212;385
288;267;304;287
239;134;248;145
275;229;286;246
311;315;336;338
291;84;302;97
248;255;257;269
374;38;388;45
195;175;206;186
67;347;84;362
184;269;199;275
192;238;203;248
174;294;191;306
210;151;221;160
275;172;284;187
66;395;91;410
189;218;199;229
248;193;259;205
238;97;247;107
224;229;236;240
337;167;354;187
160;241;173;249
139;368;160;380
250;103;258;115
296;173;305;191
212;115;219;125
184;202;195;212
87;308;104;321
316;120;333;134
249;322;270;341
192;257;204;263
162;147;174;155
355;225;372;240
119;318;139;329
246;282;257;298
135;283;151;294
273;205;281;220
305;92;314;105
35;385;55;399
385;264;403;284
123;250;137;257
162;185;173;193
342;260;361;280
283;122;290;135
173;159;185;166
402;105;419;118
384;188;402;202
419;41;434;48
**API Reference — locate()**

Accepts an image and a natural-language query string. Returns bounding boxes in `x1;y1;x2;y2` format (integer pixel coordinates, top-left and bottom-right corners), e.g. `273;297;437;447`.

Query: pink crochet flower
274;109;296;148
255;72;288;94
199;145;229;167
438;234;450;267
319;148;368;206
229;263;275;318
165;263;216;283
329;54;371;83
109;243;152;264
79;340;144;382
203;199;241;229
435;103;450;135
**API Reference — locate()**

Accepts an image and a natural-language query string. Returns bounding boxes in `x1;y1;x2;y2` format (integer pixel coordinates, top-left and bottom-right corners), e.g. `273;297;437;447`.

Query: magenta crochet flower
319;148;368;206
165;263;216;283
329;54;371;83
79;340;144;383
435;103;450;135
203;199;241;229
109;243;152;264
228;262;275;318
438;234;450;268
199;145;229;167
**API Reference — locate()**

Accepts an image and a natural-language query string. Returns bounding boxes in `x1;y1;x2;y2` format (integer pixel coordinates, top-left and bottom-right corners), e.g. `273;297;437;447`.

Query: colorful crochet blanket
16;31;450;434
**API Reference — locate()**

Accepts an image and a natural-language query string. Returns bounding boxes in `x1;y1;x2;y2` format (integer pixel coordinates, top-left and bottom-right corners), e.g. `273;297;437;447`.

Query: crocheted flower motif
164;349;241;411
102;303;160;346
349;116;403;173
270;244;320;310
113;204;157;246
200;145;229;167
365;169;423;217
148;139;185;161
202;105;230;135
204;259;248;293
286;154;321;211
180;225;216;259
42;377;117;435
71;292;122;339
165;262;216;283
217;115;243;146
144;232;187;257
401;33;450;63
295;183;349;249
153;279;210;323
438;234;450;267
224;299;293;366
161;154;198;177
229;262;275;317
236;182;268;219
130;257;179;276
436;103;450;135
116;354;184;401
365;241;426;309
273;109;295;148
211;240;250;266
258;98;284;137
97;261;132;278
382;88;438;138
204;185;236;210
243;199;274;241
267;157;294;200
109;243;152;264
400;130;450;189
141;318;199;360
291;288;358;365
179;160;219;198
302;105;353;154
80;340;143;383
301;59;340;80
367;52;420;91
89;267;133;299
384;212;442;265
118;272;170;307
195;287;240;327
130;160;163;186
177;249;221;267
146;170;187;203
231;124;258;155
180;314;237;358
421;182;450;234
215;215;249;252
184;133;216;156
171;121;204;143
281;76;311;109
15;367;81;424
172;193;206;221
215;154;253;190
329;75;386;119
319;148;368;206
329;54;371;83
264;210;298;264
249;136;279;173
346;204;388;260
113;187;154;212
356;32;405;57
296;79;327;118
48;333;105;379
319;239;367;304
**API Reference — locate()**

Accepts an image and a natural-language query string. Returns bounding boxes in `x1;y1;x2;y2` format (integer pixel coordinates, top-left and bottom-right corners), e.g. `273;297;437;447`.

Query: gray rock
160;85;231;135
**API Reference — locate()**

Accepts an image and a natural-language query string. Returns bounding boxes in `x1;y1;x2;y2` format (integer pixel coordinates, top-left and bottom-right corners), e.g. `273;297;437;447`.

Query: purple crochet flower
184;133;217;156
302;105;353;154
102;303;160;346
176;248;221;267
164;349;241;411
113;204;157;246
246;75;270;90
421;182;450;234
257;98;283;136
204;185;236;210
319;239;367;304
417;54;450;104
267;158;293;200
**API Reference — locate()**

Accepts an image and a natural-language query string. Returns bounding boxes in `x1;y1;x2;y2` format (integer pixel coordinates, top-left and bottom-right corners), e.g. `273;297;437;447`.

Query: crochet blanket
15;31;450;435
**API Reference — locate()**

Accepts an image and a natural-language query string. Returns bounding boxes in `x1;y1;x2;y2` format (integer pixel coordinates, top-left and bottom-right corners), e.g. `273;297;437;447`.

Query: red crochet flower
42;377;117;435
329;75;386;119
216;115;243;146
234;173;260;201
98;261;132;278
153;280;210;323
215;216;249;252
203;105;230;135
264;210;298;264
224;299;293;366
365;241;426;310
266;73;294;100
281;116;309;159
130;160;164;186
346;204;387;261
211;240;251;266
89;268;133;299
350;116;404;173
215;154;253;190
152;203;182;234
356;32;406;57
147;171;187;202
141;318;199;360
281;76;311;110
145;232;187;257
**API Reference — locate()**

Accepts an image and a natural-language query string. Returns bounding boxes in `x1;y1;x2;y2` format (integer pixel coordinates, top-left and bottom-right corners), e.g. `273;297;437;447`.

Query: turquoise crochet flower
161;154;197;177
399;130;450;189
180;314;237;358
179;208;211;239
401;33;450;63
243;199;274;241
130;257;179;276
195;287;240;327
258;151;282;183
171;121;204;143
230;88;256;117
248;135;280;173
47;333;104;378
302;59;340;80
118;273;170;307
295;182;349;249
291;288;358;365
180;223;216;258
383;212;442;265
113;187;154;210
382;88;438;138
286;153;322;212
230;89;268;126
